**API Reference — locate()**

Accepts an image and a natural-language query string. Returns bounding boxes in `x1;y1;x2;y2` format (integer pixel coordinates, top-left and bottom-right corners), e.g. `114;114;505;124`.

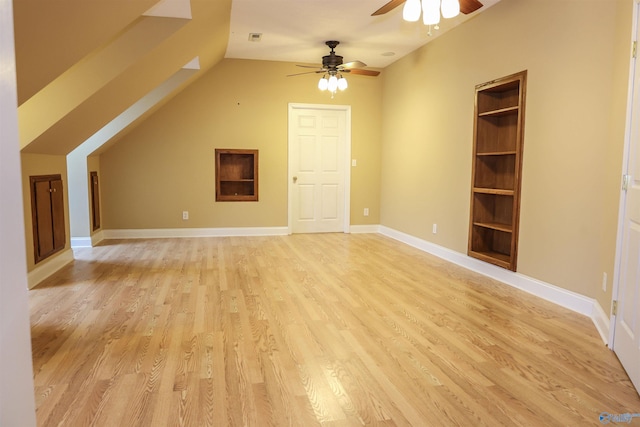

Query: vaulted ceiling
13;0;497;156
14;0;232;155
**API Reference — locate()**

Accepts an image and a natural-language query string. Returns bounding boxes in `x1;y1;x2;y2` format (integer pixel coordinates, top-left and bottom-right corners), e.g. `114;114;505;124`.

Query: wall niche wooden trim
215;149;259;201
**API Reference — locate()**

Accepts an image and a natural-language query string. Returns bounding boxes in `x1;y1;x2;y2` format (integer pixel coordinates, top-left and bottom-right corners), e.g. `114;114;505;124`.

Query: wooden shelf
215;149;259;201
478;106;519;117
468;71;527;271
473;187;514;196
476;151;517;156
473;221;513;233
468;250;512;268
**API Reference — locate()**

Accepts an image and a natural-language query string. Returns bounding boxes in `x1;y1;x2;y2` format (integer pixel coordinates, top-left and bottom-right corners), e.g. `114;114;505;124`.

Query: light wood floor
30;233;639;426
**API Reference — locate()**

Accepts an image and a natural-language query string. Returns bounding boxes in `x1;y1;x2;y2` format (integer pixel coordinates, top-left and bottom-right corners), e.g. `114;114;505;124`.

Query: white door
613;3;640;393
288;104;351;233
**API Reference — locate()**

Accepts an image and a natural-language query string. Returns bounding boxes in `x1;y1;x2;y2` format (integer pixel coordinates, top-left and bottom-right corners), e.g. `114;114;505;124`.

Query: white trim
27;249;74;289
91;230;105;246
610;0;640;349
70;237;92;248
143;0;192;19
350;224;381;234
71;230;105;248
287;103;352;234
591;300;611;346
103;227;289;239
379;225;598;320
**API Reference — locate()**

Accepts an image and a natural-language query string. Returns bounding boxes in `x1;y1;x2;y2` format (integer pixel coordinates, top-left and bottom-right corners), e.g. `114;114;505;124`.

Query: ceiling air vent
248;33;262;42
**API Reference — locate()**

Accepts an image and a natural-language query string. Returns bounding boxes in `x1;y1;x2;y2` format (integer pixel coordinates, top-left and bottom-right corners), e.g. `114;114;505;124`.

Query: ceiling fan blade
460;0;483;14
287;70;324;77
372;0;406;16
346;69;381;77
340;60;367;69
296;64;323;69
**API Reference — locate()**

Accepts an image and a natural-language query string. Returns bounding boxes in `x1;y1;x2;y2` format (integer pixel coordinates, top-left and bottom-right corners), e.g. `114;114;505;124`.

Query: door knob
293;176;298;183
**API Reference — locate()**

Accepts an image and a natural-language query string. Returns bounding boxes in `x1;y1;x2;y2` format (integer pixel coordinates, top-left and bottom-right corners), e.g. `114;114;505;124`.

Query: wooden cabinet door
90;171;100;230
34;179;54;259
31;175;65;263
51;178;65;251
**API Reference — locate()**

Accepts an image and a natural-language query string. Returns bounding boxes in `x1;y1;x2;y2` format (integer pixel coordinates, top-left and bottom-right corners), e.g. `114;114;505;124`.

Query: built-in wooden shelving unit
468;71;527;271
215;149;258;201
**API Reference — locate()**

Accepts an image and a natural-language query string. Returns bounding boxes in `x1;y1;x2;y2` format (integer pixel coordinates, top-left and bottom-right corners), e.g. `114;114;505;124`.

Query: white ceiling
225;0;500;71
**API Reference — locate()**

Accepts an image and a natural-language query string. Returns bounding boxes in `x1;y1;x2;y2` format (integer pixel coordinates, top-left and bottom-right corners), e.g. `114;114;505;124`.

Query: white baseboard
103;227;290;239
71;230;105;248
378;225;608;344
591;300;611;346
91;230;104;246
70;237;92;248
27;249;74;289
350;224;381;234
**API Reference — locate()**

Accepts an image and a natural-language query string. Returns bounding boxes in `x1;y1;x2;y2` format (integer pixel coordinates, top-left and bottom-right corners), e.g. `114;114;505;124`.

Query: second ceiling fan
288;41;379;97
288;41;380;78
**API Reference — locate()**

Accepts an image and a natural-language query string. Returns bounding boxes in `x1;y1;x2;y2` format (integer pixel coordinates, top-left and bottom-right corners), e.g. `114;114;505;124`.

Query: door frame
609;0;639;347
287;103;352;234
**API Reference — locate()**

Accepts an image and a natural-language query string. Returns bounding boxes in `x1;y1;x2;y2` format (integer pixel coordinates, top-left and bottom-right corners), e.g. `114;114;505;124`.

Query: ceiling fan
287;41;380;78
371;0;483;16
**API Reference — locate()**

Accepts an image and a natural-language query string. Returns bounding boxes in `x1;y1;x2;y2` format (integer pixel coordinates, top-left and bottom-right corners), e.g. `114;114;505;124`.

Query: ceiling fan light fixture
337;76;348;91
422;0;441;25
441;0;460;18
327;75;339;92
290;41;377;97
318;76;328;91
402;0;421;22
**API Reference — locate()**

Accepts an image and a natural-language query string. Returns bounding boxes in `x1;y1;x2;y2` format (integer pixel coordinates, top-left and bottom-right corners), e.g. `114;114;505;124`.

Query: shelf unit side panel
510;72;527;268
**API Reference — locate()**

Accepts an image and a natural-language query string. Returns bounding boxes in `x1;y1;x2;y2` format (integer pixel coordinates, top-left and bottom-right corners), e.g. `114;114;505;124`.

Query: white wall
0;0;37;424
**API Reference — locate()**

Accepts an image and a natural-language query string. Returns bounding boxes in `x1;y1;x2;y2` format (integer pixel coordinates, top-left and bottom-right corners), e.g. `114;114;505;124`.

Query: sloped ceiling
13;0;498;156
14;0;232;155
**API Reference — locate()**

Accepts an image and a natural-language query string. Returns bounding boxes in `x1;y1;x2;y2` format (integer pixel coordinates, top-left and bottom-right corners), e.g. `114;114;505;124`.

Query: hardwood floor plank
33;383;68;427
30;234;640;426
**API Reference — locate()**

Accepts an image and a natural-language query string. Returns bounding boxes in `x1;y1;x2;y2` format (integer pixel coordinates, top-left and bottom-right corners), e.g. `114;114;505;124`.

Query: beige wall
94;1;634;312
100;59;382;229
20;153;71;272
380;0;632;308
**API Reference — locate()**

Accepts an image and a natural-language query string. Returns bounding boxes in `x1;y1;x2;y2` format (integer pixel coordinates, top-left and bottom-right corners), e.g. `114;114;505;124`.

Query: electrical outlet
602;272;607;292
182;211;189;220
363;208;369;216
432;224;437;234
352;159;357;167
